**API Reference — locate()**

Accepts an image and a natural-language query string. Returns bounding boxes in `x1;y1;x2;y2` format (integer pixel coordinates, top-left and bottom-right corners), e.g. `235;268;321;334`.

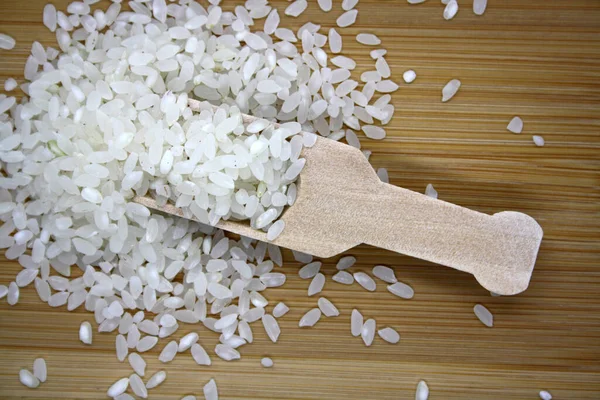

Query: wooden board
0;0;599;398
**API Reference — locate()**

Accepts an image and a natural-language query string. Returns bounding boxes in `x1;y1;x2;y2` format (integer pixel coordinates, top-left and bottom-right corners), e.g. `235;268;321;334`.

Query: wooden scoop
135;99;543;296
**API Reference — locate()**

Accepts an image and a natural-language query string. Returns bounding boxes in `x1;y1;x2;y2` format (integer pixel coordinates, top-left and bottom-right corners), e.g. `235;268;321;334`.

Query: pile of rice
0;0;546;398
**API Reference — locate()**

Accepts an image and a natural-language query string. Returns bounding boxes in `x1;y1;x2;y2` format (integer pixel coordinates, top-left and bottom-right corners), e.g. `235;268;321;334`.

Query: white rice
116;334;128;361
159;341;178;363
285;0;308;17
377;168;389;183
273;302;290;318
354;272;377;291
79;321;92;345
507;116;523;134
371;49;387;59
403;70;417;83
261;357;274;367
533;135;545;147
19;369;40;389
337;10;358;27
129;374;147;398
7;282;18;305
43;4;58;32
262;314;281;342
191;343;212;365
203;379;218;400
178;332;199;352
215;344;241;361
356;33;381;46
329;29;342;53
351;309;363;337
332;271;354;285
473;0;488;15
377;327;400;344
136;336;158;352
361;318;376;346
442;79;461;102
372;265;397;283
0;33;16;50
318;0;332;12
336;256;357;270
416;380;429;400
539;390;552;400
0;0;414;396
145;371;166;389
474;304;494;327
4;78;17;91
299;261;322;279
376;80;400;93
318;297;340;317
443;0;459;20
425;184;438;199
299;308;322;327
376;57;391;78
308;273;326;296
264;10;280;35
342;0;359;11
107;377;129;398
363;126;386;140
267;220;285;241
33;358;47;383
128;353;146;377
387;282;415;299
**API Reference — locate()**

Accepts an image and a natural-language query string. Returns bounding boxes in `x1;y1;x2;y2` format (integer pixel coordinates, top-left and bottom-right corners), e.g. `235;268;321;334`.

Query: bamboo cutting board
0;0;599;398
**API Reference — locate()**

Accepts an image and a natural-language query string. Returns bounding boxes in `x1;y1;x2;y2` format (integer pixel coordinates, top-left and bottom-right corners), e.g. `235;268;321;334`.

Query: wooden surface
1;0;599;398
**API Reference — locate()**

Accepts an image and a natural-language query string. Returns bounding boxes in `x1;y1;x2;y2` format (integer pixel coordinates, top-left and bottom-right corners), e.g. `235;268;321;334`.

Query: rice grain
361;318;376;346
507;117;523;134
203;379;219;400
19;369;40;389
191;343;212;365
377;327;400;343
474;304;494;327
299;262;322;279
403;70;417;83
318;297;340;317
356;33;381;45
128;353;146;376
442;79;461;102
353;272;376;291
145;371;166;389
533;135;545;147
332;271;354;285
373;265;397;283
387;282;415;299
33;358;47;383
351;309;363;336
337;10;358;28
539;390;552;400
473;0;488;15
318;0;332;12
285;0;308;17
443;0;459;20
0;33;16;50
107;377;129;398
416;380;429;400
261;357;274;367
299;308;321;327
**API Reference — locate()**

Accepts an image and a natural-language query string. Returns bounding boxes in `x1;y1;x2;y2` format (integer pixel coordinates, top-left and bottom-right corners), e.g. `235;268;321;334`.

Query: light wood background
0;0;599;398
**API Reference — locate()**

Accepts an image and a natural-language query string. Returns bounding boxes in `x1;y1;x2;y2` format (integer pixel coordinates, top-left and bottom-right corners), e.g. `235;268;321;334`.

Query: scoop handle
352;182;543;295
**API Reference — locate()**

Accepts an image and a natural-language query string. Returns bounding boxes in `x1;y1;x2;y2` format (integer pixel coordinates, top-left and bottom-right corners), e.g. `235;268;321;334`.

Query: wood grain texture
0;0;599;399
